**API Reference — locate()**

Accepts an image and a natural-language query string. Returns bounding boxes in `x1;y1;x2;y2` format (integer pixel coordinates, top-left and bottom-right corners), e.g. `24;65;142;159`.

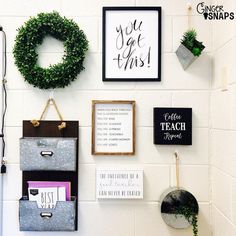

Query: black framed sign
153;108;192;145
102;7;162;81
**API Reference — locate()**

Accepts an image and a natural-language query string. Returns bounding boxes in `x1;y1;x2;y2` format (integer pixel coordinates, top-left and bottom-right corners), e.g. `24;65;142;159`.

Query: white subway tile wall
211;0;236;234
0;0;215;236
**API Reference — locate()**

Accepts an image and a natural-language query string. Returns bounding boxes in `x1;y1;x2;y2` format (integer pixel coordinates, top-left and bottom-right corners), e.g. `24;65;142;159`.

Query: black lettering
123;37;136;58
125;20;142;35
208;12;213;20
224;12;229;19
205;6;212;12
230;12;234;20
47;192;53;203
218;12;224;20
133;19;142;31
41;192;45;204
124;49;136;70
139;56;145;67
116;25;124;50
137;34;145;48
125;21;133;35
114;20;150;71
113;54;124;68
197;2;205;14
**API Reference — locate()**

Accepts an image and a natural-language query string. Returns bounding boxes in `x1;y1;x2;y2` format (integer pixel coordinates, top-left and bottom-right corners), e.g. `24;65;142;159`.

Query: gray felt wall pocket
20;137;77;171
19;196;76;231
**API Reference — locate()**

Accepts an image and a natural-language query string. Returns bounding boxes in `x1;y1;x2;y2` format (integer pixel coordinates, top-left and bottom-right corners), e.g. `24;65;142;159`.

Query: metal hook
174;150;179;160
187;2;192;11
49;90;54;105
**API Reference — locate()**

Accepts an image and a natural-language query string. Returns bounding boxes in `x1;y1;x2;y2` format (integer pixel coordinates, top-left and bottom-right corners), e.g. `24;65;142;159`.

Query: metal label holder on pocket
40;151;54;157
20;137;77;171
19;120;79;231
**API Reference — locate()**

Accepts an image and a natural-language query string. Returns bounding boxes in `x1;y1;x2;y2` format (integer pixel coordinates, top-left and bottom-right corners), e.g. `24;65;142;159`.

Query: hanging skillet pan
160;152;199;229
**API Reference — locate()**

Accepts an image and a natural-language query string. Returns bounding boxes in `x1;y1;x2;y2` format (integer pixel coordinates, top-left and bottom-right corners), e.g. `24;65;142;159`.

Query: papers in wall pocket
28;187;66;209
28;181;71;209
28;181;71;200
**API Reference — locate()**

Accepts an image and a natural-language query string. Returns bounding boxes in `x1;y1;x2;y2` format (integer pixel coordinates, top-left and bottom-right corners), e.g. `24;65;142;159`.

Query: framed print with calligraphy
102;7;162;81
92;100;136;155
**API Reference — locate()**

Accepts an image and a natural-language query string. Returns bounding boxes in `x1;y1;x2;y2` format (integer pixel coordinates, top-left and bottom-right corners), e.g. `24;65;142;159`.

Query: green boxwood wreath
13;12;89;89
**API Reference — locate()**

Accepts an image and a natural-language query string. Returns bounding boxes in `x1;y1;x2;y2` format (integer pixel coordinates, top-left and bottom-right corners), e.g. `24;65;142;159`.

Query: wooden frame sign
154;108;192;145
102;7;162;81
92;100;135;155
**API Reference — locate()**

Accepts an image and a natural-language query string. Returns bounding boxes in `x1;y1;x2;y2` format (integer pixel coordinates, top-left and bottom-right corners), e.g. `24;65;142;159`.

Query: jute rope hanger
31;98;66;130
174;151;180;189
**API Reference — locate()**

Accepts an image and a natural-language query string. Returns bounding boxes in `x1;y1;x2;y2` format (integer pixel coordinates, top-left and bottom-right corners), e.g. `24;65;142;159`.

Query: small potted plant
176;29;205;70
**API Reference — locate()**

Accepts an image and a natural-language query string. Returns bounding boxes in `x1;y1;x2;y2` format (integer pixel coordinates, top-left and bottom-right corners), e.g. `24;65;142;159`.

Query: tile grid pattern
1;1;212;236
211;0;236;235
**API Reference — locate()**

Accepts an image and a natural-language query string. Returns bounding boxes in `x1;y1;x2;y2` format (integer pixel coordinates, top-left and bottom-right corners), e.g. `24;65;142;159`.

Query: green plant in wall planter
176;29;205;70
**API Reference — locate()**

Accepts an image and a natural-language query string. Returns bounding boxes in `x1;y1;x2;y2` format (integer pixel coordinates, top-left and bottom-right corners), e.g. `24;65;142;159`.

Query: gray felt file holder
19;196;76;231
20;137;77;171
19;120;79;232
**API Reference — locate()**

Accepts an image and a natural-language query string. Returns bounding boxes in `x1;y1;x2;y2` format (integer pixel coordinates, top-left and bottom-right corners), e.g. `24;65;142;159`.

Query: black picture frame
153;108;192;145
102;7;162;82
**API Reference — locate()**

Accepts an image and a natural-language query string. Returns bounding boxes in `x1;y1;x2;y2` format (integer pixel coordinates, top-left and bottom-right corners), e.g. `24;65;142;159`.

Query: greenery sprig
13;11;89;89
181;29;205;57
176;206;198;236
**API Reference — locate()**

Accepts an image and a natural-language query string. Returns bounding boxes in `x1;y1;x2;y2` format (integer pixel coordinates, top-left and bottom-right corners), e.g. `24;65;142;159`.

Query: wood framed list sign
153;108;192;145
92;100;135;155
102;7;162;81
